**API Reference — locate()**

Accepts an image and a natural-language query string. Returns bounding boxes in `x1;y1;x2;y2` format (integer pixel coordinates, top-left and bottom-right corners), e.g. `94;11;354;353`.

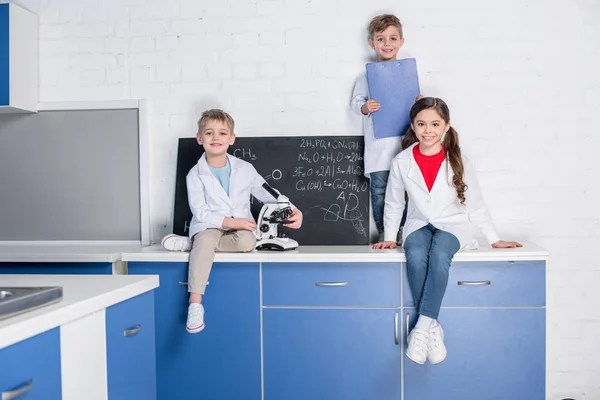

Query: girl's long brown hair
401;97;467;204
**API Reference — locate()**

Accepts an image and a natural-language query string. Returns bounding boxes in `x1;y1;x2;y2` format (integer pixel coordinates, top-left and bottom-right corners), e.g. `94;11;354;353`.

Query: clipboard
366;58;420;139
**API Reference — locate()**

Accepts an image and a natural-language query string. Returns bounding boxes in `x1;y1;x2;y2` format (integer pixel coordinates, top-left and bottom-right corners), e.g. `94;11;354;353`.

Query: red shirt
413;146;445;192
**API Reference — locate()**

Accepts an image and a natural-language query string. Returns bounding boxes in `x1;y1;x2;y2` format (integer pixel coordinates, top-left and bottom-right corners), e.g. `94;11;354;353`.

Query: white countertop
0;242;143;263
0;274;159;349
0;241;549;264
122;241;549;263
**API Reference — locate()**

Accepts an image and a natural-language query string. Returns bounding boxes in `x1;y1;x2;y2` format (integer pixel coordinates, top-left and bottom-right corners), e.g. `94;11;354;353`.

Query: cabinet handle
457;280;491;286
2;379;33;399
124;324;142;337
405;313;410;339
394;313;399;345
315;282;348;287
178;281;209;286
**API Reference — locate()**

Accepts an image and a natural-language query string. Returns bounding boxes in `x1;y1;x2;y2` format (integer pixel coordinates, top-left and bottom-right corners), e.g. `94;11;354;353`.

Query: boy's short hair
197;109;235;133
368;14;403;40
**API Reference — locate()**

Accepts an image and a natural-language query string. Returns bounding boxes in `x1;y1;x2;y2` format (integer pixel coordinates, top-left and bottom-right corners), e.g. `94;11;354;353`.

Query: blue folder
366;58;420;139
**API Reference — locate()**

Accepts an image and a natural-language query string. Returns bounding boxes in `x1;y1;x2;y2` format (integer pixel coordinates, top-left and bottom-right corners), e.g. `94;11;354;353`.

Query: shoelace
430;330;441;348
163;235;191;251
173;238;189;251
188;305;203;319
411;331;429;353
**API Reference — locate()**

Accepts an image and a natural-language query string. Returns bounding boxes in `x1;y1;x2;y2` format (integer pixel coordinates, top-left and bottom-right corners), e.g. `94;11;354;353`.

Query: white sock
415;315;435;331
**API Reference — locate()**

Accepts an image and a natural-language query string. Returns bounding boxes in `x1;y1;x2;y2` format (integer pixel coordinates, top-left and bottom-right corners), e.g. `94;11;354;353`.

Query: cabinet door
263;308;401;400
0;328;62;399
106;290;157;400
404;308;545;400
0;262;112;274
128;261;261;400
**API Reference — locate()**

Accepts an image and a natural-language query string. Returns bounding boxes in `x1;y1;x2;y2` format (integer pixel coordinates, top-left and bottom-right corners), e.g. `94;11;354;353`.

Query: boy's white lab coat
383;143;500;250
186;154;284;240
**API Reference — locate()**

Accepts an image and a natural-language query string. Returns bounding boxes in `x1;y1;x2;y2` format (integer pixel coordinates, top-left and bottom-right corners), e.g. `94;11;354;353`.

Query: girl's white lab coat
384;143;500;250
186;154;283;239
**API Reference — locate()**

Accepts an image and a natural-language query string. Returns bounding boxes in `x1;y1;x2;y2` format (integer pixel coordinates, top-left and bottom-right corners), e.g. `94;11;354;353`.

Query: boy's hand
284;209;303;229
416;94;423;101
223;217;256;231
491;240;523;248
373;241;397;250
361;99;381;115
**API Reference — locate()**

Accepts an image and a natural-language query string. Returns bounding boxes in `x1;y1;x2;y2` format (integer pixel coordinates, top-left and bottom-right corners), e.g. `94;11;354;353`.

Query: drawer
106;291;157;400
0;328;62;399
403;260;546;307
263;262;401;307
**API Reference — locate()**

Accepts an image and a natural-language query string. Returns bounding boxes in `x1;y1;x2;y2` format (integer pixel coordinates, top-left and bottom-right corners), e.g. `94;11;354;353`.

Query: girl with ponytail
374;97;521;365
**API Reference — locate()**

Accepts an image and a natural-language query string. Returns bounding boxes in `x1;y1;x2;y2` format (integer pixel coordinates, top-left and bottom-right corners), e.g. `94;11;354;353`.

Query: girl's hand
361;99;381;114
284;208;303;229
373;241;397;250
492;240;523;248
416;94;423;101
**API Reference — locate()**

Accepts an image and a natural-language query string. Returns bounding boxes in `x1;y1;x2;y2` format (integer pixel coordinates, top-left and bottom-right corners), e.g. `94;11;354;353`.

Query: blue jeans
370;171;389;234
404;224;460;319
370;171;407;235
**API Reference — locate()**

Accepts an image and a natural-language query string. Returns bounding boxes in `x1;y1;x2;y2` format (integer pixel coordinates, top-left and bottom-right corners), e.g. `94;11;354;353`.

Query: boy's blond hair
197;109;235;133
368;14;403;40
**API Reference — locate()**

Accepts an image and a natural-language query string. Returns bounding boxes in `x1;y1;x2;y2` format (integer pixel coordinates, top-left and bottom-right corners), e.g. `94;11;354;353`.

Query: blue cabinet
0;2;37;112
106;290;157;400
403;308;545;400
127;261;261;400
0;327;62;399
0;262;113;274
263;308;401;400
121;255;545;400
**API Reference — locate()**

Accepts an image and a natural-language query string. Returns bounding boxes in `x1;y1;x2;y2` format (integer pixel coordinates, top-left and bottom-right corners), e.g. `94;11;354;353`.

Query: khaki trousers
187;229;256;294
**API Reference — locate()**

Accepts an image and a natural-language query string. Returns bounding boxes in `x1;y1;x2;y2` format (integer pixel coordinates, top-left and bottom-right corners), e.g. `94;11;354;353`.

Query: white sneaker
428;322;447;364
162;234;192;252
186;303;205;333
406;328;429;365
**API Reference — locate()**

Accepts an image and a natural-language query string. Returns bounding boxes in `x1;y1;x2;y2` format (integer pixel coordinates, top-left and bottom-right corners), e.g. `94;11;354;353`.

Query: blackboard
173;136;370;245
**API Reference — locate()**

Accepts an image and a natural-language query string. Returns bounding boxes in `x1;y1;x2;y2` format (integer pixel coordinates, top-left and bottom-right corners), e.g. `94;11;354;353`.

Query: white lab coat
383;143;500;250
186;154;285;239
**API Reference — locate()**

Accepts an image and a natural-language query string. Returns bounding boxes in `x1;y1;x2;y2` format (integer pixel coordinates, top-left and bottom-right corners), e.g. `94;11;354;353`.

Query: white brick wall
19;0;600;397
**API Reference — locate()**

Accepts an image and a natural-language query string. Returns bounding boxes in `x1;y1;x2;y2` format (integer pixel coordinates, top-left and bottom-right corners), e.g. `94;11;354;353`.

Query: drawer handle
315;282;348;287
457;280;491;286
394;312;399;345
405;313;410;339
178;281;209;286
2;379;33;399
124;324;142;337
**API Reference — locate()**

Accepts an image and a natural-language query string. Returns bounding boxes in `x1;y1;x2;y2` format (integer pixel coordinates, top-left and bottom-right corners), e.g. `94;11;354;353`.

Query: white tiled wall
16;0;600;397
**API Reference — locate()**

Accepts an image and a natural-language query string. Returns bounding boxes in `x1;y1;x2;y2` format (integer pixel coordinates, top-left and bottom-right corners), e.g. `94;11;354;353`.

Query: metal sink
0;287;63;320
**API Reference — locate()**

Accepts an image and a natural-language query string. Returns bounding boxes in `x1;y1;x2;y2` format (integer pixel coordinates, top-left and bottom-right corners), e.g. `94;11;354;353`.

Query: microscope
254;183;299;251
